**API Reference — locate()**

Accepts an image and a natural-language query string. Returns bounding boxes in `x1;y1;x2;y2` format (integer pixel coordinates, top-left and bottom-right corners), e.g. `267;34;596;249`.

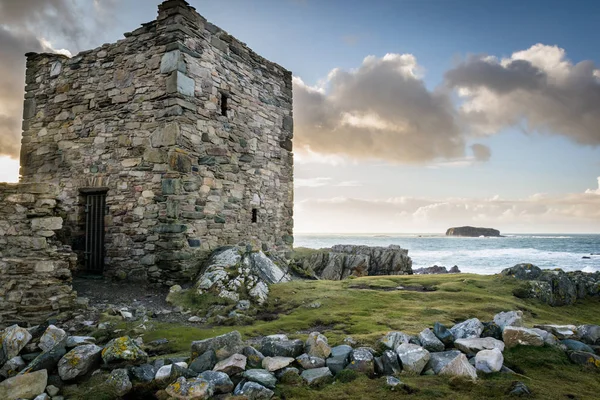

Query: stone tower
19;0;294;284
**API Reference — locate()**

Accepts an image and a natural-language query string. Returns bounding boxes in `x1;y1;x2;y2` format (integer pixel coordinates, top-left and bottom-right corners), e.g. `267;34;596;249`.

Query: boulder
101;336;148;367
561;339;594;353
301;367;334;386
326;345;352;375
65;336;96;348
530;328;559;346
296;353;325;369
445;226;500;237
386;375;405;390
243;346;265;369
493;311;523;330
0;369;47;400
433;322;455;347
377;350;401;375
189;350;217;373
191;331;244;361
346;347;375;375
129;364;156;383
213;353;246;376
419;328;445;352
481;322;503;340
305;332;331;358
260;335;304;358
155;362;188;382
500;263;542;280
262;356;294;372
454;337;505;355
166;377;214;399
508;381;532;396
169;363;197;382
242;369;277;389
438;353;477;380
578;325;600;345
425;350;462;374
568;351;600;368
104;368;132;397
1;325;32;360
0;356;26;378
22;344;66;373
57;344;102;380
449;318;484;339
276;367;301;384
534;324;577;340
234;381;274;399
379;331;412;351
39;325;68;352
502;327;544;348
396;343;430;375
475;348;503;373
198;370;234;393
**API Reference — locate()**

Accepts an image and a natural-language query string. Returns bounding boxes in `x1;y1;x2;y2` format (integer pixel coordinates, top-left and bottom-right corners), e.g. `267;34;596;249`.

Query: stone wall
19;0;294;284
0;183;76;328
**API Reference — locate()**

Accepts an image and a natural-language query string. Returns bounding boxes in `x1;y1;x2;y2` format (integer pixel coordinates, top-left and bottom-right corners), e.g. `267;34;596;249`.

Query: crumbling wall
18;0;293;285
0;183;76;328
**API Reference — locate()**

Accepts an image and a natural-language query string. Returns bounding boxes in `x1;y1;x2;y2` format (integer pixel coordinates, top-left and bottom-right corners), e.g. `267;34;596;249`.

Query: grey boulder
419;328;445;352
301;367;334;386
449;318;484;339
58;344;102;381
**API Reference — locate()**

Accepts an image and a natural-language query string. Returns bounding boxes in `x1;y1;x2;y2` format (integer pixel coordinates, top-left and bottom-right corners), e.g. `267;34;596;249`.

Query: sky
0;0;599;233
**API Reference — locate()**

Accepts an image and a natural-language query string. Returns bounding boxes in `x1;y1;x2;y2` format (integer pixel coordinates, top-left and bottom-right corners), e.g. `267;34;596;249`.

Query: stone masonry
17;0;294;284
0;183;77;328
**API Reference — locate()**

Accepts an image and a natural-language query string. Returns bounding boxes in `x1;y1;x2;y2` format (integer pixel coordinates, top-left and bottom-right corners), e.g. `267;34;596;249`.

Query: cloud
293;54;467;164
471;143;491;162
295;178;600;233
446;44;600;146
585;177;600;195
296;177;332;188
0;0;116;159
335;181;362;187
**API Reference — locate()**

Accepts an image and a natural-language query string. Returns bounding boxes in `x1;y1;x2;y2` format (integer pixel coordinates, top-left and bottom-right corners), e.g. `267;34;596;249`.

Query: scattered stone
493;311;524;330
419;328;445;352
198;370;234;393
450;318;484;339
296;353;326;369
101;336;148;366
213;353;247;376
191;331;244;361
0;356;26;378
166;377;214;400
508;381;532;396
34;394;50;400
58;344;103;380
39;325;68;352
503;327;544;348
396;343;430;375
433;322;455;347
242;369;277;389
104;368;132;397
439;353;477;380
46;385;60;396
234;381;274;399
475;348;504;373
0;369;47;400
301;367;334;386
262;356;294;372
454;337;505;355
305;332;332;358
189;350;217;373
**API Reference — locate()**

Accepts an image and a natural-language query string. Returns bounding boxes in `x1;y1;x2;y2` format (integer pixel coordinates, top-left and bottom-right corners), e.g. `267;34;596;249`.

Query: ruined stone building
0;0;293;325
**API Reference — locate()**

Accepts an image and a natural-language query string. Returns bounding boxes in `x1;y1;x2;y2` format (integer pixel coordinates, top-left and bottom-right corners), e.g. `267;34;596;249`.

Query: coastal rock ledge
293;245;413;280
446;226;501;237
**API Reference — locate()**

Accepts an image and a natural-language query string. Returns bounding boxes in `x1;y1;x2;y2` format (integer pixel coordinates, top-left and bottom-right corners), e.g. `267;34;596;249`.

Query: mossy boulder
101;336;148;367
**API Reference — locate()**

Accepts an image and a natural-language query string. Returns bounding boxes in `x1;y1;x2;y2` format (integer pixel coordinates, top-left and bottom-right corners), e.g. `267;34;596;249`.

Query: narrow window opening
220;93;229;116
252;208;258;223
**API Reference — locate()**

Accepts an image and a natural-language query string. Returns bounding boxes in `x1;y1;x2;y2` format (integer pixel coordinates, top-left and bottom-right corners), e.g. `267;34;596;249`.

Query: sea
294;234;600;275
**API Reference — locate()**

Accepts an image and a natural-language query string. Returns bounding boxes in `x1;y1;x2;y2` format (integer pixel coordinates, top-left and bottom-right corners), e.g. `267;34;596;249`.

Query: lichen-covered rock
425;350;462;374
396;343;430;375
1;325;32;360
433;322;455;347
129;364;156;383
166;377;214;400
379;331;412;351
189;350;217;373
58;344;102;380
191;331;244;361
296;353;326;369
450;318;484;339
493;311;523;330
503;327;544;348
438;353;477;380
234;381;274;399
454;337;505;355
262;356;294;372
243;346;265;369
213;353;246;376
305;332;331;358
102;336;148;366
104;368;132;397
346;347;375;375
419;328;445;352
481;322;503;340
0;356;26;378
22;344;66;373
0;369;47;400
65;336;96;348
198;370;234;393
301;367;334;386
260;335;304;358
242;369;277;389
475;348;503;373
39;325;68;352
568;351;600;368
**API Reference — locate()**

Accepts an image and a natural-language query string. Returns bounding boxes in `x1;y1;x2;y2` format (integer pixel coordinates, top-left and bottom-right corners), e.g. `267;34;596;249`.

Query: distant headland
446;226;502;237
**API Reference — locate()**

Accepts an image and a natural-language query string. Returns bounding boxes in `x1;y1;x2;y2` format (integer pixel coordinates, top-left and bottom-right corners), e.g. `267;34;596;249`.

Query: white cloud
295;177;332;188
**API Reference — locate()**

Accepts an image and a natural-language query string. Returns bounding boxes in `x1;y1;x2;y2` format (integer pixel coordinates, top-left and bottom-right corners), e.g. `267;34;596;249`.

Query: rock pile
293;245;413;280
1;310;598;399
414;265;461;274
502;263;600;306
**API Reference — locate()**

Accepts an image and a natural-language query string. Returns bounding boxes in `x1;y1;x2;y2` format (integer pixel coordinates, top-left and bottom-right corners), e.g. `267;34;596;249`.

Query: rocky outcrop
446;226;501;237
502;264;600;306
414;265;461;275
293;245;412;280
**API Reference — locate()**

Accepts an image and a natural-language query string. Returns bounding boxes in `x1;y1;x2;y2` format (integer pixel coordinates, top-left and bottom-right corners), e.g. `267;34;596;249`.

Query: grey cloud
446;44;600;146
471;143;491;162
293;54;467;164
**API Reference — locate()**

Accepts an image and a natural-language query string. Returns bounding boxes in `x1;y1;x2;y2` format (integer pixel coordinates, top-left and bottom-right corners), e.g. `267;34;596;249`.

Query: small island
446;226;501;237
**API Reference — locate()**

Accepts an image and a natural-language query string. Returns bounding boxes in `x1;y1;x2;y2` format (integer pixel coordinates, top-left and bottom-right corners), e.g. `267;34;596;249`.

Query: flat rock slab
191;331;243;361
262;356;294;372
534;324;577;340
242;369;277;389
0;369;47;400
301;367;334;386
454;337;505;355
439;353;477;380
213;353;247;376
503;327;544;348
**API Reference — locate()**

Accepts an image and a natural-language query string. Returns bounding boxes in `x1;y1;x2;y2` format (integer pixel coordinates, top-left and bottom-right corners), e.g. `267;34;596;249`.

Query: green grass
99;274;600;399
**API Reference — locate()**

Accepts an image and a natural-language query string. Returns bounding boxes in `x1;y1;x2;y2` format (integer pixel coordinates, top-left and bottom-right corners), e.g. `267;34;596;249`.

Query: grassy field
94;274;600;399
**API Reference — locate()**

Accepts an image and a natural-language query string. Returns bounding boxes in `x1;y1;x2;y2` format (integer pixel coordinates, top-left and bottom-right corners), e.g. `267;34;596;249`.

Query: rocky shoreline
1;311;599;399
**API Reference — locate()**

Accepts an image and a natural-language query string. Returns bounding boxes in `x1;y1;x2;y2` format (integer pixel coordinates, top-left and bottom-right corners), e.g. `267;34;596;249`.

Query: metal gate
84;191;107;273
